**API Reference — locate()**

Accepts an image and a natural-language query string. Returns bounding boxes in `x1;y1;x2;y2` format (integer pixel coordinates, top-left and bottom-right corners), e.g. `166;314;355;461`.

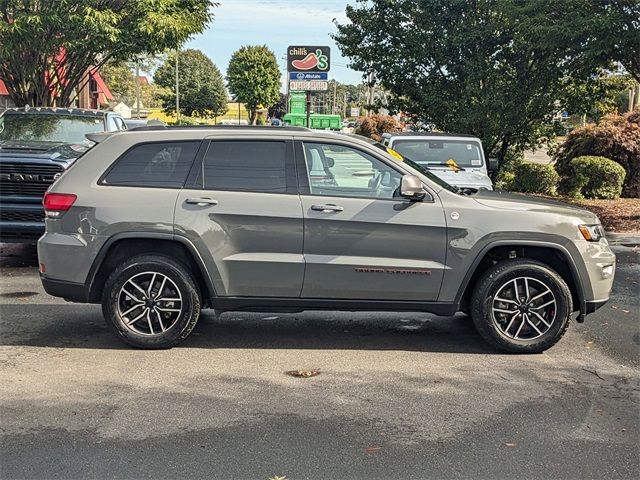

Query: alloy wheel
117;271;183;336
491;276;557;341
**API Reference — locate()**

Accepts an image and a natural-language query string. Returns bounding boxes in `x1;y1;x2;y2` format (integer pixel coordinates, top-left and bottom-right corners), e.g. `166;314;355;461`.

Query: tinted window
203;141;287;193
303;142;402;199
104;141;199;187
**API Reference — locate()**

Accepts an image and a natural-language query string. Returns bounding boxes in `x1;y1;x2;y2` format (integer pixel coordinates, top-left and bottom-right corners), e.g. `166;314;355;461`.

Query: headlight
578;224;604;242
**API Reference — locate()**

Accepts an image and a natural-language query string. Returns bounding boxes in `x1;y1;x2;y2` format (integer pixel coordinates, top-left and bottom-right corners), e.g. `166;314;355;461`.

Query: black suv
0;107;126;242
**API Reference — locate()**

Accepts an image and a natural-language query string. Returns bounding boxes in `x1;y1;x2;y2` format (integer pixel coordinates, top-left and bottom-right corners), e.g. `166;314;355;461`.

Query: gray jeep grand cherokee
38;126;615;352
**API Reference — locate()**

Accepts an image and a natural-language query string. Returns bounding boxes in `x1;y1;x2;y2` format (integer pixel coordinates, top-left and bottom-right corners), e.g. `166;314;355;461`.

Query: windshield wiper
429;162;467;171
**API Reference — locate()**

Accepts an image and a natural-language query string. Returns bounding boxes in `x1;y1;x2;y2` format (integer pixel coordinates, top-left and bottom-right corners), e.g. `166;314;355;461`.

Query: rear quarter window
102;141;200;188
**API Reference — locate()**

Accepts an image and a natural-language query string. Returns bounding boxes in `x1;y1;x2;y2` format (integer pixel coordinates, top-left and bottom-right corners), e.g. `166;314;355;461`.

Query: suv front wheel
471;259;572;353
102;255;201;349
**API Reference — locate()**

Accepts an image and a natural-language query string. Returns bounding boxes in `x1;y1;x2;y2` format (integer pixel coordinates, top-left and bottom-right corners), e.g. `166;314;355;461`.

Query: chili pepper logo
291;49;329;71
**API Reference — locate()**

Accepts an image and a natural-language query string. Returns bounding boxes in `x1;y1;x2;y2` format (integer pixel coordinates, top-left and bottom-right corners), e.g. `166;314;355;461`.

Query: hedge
504;163;559;195
564;156;626;199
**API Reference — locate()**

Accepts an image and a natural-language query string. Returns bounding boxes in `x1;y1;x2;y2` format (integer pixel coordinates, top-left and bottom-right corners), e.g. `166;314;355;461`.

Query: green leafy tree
227;45;281;124
333;0;624;163
99;61;137;105
154;49;228;119
100;60;168;110
574;0;640;83
0;1;215;107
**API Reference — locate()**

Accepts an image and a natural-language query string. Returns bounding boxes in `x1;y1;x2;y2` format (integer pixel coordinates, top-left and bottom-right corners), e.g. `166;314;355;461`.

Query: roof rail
127;125;311;132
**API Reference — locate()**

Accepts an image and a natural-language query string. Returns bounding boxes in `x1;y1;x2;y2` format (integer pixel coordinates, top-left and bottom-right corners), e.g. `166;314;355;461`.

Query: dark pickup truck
0;107;127;242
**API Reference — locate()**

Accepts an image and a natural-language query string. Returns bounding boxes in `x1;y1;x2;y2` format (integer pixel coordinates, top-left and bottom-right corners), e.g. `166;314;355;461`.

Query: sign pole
306;90;311;128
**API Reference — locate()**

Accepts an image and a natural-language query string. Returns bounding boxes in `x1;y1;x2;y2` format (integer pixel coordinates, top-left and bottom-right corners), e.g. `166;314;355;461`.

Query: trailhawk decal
355;267;431;276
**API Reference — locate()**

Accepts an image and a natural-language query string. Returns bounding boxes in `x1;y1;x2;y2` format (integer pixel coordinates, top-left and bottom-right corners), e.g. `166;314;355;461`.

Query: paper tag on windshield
471;159;481;166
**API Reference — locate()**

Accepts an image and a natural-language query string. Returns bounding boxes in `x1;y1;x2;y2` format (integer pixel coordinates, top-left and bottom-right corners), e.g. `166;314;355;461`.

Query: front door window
303;142;402;199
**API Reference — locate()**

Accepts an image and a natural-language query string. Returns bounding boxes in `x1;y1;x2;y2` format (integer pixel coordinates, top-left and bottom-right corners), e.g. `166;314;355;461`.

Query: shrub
554;111;640;197
356;114;401;141
509;163;559;195
494;171;515;191
565;156;626;199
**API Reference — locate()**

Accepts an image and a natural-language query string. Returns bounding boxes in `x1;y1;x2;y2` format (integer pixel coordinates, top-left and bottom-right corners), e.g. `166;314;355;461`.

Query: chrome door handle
185;197;218;206
311;204;344;212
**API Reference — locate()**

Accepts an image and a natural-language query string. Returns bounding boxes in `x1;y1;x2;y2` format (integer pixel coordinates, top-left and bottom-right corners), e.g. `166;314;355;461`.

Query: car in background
381;132;497;191
124;118;165;130
0;107;126;243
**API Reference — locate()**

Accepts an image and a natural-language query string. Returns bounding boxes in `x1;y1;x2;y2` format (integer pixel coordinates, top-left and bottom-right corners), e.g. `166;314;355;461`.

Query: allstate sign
289;72;328;80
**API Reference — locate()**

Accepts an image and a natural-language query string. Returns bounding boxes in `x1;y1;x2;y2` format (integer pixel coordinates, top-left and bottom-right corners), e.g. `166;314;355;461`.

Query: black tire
102;255;201;349
470;259;572;353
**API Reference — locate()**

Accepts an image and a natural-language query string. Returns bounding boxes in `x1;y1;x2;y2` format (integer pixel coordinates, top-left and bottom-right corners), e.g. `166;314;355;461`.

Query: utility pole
135;59;140;119
332;80;337;114
367;71;375;116
175;49;180;124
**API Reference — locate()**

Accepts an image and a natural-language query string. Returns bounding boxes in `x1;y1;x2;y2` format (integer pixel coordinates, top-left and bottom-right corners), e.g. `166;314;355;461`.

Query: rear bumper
40;274;87;303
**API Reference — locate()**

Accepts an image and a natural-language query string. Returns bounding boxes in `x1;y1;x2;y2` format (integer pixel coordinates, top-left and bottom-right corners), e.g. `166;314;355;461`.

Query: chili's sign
287;46;331;72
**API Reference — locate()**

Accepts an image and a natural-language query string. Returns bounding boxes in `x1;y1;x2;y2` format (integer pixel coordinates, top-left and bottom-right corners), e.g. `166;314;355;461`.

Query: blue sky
185;0;364;87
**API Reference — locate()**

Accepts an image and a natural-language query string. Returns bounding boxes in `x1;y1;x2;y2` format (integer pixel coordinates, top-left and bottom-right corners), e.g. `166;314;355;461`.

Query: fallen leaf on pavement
366;446;381;453
286;369;320;378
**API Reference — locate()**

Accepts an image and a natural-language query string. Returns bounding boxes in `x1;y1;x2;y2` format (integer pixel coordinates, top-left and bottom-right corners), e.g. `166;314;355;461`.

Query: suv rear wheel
470;259;572;353
102;255;201;349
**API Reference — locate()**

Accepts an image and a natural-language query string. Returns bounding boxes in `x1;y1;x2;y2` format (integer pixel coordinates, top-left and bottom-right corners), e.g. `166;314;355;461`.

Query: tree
333;0;624;163
356;114;401;141
0;1;215;107
268;93;288;120
576;0;640;83
154;49;228;119
100;60;168;109
99;61;137;105
227;45;281;124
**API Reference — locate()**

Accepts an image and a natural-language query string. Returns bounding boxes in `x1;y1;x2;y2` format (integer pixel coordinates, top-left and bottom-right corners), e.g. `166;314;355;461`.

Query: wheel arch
85;233;216;307
455;241;587;315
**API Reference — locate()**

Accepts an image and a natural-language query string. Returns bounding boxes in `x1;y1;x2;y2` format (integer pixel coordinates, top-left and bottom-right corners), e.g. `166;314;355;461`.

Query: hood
431;168;493;188
472;189;599;223
0;140;87;163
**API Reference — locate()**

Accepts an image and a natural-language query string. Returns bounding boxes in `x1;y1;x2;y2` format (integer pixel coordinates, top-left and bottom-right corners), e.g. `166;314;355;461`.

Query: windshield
391;139;484;168
0;113;103;147
347;134;460;194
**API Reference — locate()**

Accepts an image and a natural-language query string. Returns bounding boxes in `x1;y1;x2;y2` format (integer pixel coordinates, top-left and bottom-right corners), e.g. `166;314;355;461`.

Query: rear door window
103;141;200;188
202;141;287;193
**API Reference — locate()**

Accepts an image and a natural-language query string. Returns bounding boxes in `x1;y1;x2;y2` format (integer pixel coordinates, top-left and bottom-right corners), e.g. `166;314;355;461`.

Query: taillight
43;193;77;218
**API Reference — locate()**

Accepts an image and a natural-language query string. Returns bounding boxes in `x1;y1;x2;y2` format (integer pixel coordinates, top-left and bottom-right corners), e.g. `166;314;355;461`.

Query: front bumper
0;199;45;243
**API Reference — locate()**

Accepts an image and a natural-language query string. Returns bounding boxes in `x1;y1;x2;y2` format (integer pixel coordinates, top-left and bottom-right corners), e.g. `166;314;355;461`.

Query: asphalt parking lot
1;243;638;479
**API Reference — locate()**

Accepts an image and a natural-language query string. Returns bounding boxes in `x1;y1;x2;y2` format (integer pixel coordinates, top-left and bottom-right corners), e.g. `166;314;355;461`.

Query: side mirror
488;158;499;172
324;156;335;168
400;174;426;201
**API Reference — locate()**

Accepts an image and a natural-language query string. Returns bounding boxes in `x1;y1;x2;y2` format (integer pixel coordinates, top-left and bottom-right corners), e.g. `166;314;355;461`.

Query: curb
606;232;640;246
